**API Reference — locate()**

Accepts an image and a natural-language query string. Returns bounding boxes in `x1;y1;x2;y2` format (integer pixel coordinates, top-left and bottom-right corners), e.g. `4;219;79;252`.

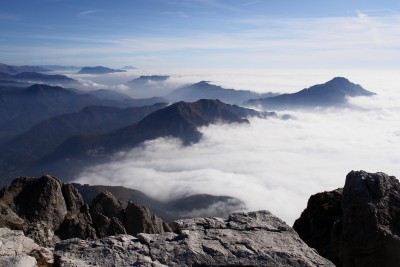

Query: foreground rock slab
55;210;334;267
0;227;53;267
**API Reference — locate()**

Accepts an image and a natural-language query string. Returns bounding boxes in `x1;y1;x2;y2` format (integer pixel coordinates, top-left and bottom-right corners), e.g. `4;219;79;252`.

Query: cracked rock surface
0;227;53;267
54;210;334;267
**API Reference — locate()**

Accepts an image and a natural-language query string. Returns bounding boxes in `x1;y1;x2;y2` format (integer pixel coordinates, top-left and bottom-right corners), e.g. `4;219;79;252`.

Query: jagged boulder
56;204;97;240
89;191;126;237
294;171;400;267
125;202;171;236
0;175;173;245
336;171;400;267
54;210;334;266
293;188;342;265
0;175;67;230
0;175;96;245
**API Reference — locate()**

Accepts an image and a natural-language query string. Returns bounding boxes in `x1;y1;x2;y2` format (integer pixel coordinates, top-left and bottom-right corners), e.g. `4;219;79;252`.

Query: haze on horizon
1;0;400;71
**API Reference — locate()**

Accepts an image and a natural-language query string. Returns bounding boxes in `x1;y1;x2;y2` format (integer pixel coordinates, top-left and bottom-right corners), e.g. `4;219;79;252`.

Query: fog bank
75;92;400;224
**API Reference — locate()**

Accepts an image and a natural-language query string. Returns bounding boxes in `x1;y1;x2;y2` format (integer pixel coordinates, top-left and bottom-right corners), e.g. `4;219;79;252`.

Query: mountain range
0;84;101;144
246;77;375;109
39;65;81;71
25;99;277;181
167;81;278;105
0;103;167;182
123;75;171;98
0;63;49;74
0;83;168;145
0;71;78;86
0;76;375;183
86;89;133;101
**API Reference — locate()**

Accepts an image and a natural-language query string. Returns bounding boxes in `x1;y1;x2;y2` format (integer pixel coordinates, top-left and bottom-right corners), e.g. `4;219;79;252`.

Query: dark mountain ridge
0;63;49;74
246;77;375;109
29;99;278;179
0;84;168;144
0;84;100;143
0;103;167;182
13;71;76;83
86;89;133;101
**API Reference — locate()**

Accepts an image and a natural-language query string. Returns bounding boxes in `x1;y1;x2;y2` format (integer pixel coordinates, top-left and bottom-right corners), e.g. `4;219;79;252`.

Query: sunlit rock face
54;210;334;267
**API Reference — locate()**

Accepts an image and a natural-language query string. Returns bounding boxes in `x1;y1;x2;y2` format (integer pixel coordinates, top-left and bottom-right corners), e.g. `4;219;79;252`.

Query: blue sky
1;0;400;69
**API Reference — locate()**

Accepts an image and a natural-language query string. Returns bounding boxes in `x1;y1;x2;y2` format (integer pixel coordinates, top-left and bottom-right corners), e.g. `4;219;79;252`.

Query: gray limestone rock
125;202;172;236
0;255;37;267
0;227;52;267
54;235;162;267
54;210;334;267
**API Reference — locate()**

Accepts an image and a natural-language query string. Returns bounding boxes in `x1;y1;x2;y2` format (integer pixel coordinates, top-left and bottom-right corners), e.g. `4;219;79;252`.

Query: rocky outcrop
293;188;342;265
0;175;170;247
89;191;126;237
0;175;97;246
54;210;334;266
294;171;400;267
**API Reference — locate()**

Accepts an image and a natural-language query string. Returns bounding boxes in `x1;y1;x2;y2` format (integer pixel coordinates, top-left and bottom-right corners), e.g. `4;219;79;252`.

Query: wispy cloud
0;14;21;21
77;9;100;17
238;0;262;7
2;12;400;69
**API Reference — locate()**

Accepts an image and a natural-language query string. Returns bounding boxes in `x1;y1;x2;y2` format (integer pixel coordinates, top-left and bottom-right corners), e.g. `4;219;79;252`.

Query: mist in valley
73;71;400;224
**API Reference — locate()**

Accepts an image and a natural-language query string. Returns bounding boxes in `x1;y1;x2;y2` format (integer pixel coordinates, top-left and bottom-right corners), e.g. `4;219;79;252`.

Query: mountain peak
329;76;350;83
246;77;375;109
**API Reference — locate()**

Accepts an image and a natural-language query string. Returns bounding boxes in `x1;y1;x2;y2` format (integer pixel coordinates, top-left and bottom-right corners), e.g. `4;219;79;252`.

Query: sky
1;0;400;70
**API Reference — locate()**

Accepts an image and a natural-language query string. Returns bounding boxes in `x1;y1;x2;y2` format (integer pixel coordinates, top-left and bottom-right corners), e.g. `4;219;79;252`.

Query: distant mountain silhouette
0;80;31;87
246;77;375;110
124;75;171;98
121;66;137;70
87;89;133;101
0;63;49;74
40;65;81;71
0;84;168;144
125;75;170;87
0;103;167;181
29;99;276;179
0;84;102;143
0;71;78;86
14;72;76;84
78;66;127;74
167;81;278;105
130;75;169;82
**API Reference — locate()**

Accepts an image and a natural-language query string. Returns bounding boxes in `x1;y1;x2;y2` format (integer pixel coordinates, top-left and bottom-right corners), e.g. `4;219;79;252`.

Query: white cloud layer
74;86;400;225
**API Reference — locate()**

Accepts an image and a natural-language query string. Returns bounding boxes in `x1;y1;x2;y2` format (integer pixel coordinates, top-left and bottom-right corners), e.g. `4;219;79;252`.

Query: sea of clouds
73;69;400;225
